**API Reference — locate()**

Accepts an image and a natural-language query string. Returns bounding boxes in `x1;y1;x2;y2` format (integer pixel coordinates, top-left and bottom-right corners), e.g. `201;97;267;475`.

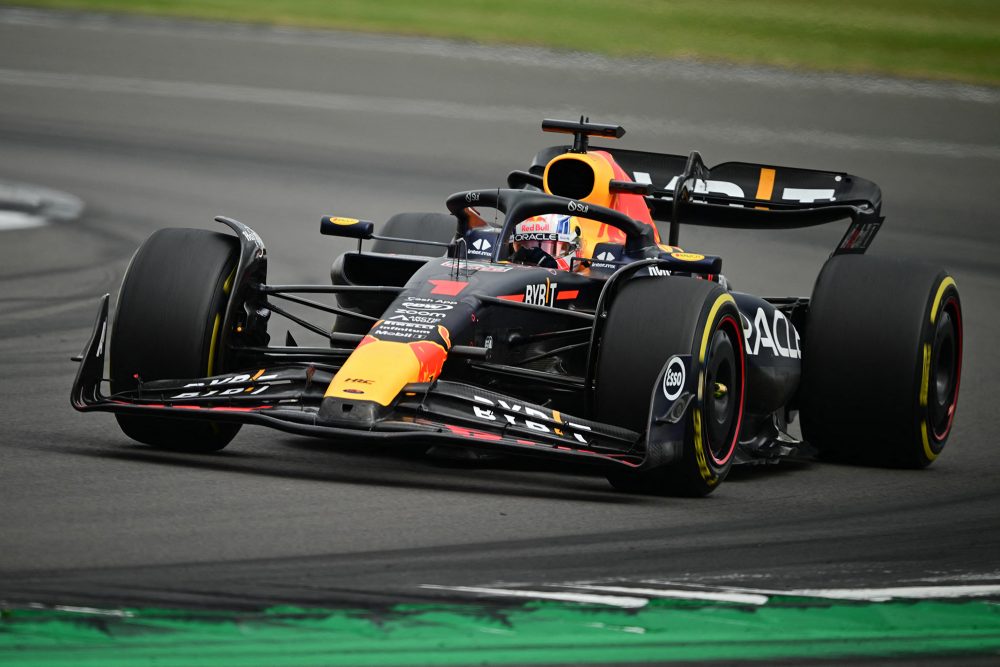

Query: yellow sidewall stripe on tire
207;267;237;377
694;410;716;486
694;292;736;485
919;343;931;409
699;293;736;365
920;276;956;461
930;277;955;325
207;313;222;377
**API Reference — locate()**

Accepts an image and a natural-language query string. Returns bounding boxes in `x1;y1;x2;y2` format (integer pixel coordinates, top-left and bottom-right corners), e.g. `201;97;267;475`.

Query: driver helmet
510;214;580;269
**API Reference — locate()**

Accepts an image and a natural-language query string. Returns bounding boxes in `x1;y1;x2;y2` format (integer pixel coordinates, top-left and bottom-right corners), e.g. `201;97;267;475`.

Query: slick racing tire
596;276;746;496
110;228;242;452
799;254;962;468
371;212;455;257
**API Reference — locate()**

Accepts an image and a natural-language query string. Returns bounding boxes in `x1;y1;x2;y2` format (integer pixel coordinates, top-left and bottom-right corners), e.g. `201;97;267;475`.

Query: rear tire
595;277;746;496
110;228;242;452
799;254;962;468
370;212;454;257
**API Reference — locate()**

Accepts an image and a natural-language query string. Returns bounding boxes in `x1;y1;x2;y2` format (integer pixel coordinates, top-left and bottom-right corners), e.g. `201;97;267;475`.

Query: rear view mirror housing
320;216;374;240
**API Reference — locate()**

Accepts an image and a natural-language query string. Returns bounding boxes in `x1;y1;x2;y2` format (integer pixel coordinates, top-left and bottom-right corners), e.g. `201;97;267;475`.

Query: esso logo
567;200;589;213
662;356;686;401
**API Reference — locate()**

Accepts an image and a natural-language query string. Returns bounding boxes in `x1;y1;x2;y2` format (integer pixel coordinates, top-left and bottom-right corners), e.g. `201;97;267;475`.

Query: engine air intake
545;157;595;200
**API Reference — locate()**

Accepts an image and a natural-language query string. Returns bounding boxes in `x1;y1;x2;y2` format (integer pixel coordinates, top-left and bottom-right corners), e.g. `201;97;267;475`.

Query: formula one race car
71;118;963;496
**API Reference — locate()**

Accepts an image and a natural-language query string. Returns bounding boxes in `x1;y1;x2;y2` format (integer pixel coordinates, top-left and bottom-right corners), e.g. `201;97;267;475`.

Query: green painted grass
9;0;1000;85
3;597;1000;666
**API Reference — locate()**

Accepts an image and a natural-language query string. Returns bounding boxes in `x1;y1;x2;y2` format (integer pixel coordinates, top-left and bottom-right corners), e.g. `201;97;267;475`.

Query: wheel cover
704;315;745;466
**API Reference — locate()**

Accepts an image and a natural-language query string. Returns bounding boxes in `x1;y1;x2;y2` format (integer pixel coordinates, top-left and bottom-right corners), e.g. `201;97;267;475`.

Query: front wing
71;296;646;468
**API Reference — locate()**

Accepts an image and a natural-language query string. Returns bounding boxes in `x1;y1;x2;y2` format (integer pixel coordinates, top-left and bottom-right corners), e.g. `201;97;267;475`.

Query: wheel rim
929;296;962;441
704;315;744;466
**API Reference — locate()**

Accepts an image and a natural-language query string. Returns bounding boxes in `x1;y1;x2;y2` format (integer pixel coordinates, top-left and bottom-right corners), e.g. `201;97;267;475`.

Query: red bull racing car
71;118;963;496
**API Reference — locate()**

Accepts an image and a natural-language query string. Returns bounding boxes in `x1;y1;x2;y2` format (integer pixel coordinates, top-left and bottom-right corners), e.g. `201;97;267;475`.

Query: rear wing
529;142;883;255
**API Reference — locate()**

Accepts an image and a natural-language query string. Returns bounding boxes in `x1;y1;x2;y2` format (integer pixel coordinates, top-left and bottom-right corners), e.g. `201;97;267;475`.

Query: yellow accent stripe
223;267;235;295
693;409;708;481
699;294;736;364
755;168;776;200
920;340;934;464
207;267;238;376
918;276;954;462
921;421;936;462
251;369;265;381
693;293;735;485
930;276;955;325
206;313;221;376
919;343;931;409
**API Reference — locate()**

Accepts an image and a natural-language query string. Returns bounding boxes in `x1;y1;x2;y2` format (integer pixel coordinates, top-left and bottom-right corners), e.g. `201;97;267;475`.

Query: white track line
419;585;648;608
17;602;134;617
785;584;1000;601
423;580;1000;607
53;605;134;617
0;211;46;230
644;580;1000;602
556;584;768;606
0;181;84;231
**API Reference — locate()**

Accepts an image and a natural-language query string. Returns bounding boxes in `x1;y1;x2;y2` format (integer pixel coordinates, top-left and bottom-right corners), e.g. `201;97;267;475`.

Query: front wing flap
71;296;645;468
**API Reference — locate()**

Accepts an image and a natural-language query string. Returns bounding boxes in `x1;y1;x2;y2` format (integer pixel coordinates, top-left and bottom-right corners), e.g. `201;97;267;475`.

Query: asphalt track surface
1;7;999;618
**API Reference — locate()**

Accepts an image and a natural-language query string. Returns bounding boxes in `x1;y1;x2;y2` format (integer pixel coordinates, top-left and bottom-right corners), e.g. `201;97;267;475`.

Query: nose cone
324;335;448;406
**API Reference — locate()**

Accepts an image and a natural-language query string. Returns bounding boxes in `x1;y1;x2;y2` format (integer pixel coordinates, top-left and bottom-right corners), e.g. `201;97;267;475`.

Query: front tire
799;254;962;468
595;277;746;496
110;228;242;452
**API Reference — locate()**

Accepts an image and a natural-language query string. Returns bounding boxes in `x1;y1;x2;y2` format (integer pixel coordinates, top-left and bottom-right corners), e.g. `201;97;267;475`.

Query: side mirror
320;216;374;239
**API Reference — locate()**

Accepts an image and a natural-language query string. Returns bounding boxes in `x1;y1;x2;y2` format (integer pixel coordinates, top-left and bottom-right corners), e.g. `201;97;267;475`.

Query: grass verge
7;0;1000;86
3;597;1000;666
